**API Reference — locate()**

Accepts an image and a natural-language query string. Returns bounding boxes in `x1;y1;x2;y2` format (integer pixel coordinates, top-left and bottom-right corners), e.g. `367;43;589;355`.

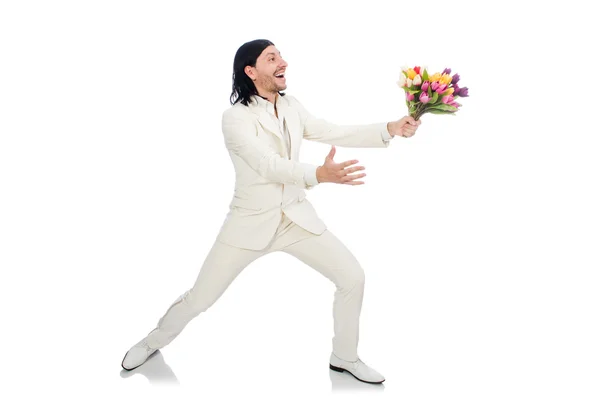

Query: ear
244;65;255;81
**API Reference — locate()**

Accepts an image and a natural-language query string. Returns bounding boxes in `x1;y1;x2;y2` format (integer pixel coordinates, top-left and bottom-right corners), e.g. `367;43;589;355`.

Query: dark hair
229;39;285;106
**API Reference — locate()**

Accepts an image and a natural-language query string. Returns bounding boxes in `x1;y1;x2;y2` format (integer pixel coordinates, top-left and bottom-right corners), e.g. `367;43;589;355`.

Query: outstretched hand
316;146;366;185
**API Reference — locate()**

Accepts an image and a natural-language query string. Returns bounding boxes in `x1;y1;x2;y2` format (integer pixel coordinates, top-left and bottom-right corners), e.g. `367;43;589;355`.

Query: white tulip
397;74;406;87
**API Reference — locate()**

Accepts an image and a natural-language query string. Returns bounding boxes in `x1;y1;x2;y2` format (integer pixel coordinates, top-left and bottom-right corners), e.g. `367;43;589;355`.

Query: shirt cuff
381;125;394;141
301;163;319;187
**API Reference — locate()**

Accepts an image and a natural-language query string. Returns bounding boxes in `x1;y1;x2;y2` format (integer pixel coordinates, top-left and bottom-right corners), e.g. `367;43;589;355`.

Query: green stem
412;103;425;121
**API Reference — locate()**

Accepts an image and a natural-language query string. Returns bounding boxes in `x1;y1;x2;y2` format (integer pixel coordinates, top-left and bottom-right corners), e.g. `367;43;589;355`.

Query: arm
287;95;393;148
222;109;319;189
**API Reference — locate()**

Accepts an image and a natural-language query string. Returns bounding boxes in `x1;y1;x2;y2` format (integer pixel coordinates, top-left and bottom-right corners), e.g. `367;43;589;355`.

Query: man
121;39;421;384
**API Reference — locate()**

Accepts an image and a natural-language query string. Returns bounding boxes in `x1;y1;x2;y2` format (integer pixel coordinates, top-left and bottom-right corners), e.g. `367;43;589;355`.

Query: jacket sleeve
287;95;394;148
222;109;319;189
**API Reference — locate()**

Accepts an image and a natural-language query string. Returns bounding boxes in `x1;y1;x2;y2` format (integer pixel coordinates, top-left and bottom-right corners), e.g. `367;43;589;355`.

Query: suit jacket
215;93;393;250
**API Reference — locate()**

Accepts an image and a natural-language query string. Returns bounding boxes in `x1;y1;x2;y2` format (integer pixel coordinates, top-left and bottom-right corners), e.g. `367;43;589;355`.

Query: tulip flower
457;87;469;97
443;87;454;96
443;68;451;75
451;73;460;85
440;74;453;85
414;66;421;75
419;91;430;103
441;95;454;104
435;83;448;94
421;81;429;91
397;73;406;87
431;81;440;91
412;74;422;85
406;92;415;101
407;69;417;79
429;72;441;83
406;78;413;87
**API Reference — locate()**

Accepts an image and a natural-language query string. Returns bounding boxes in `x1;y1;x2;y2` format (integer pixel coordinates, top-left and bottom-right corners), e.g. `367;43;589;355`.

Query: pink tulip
435;83;447;94
421;81;429;91
406;92;414;101
442;95;454;104
431;81;440;91
419;91;430;103
449;101;459;108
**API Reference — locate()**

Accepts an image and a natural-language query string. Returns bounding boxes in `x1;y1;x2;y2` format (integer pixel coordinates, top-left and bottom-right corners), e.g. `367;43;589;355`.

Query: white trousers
145;212;366;362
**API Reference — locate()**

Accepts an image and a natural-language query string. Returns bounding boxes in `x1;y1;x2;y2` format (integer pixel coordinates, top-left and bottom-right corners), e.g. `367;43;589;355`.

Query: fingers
324;153;368;185
402;116;418;126
400;121;420;137
341;171;366;183
326;145;336;159
404;125;418;134
341;165;365;175
339;159;360;168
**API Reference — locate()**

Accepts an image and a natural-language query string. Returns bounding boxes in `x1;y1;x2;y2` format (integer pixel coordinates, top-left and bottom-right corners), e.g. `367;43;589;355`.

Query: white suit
144;93;395;362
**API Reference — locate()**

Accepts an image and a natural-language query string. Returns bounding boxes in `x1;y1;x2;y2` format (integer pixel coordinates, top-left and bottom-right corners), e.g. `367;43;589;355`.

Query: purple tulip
443;68;451;75
419;91;430;103
421;81;429;91
456;87;469;97
431;81;440;91
451;73;460;85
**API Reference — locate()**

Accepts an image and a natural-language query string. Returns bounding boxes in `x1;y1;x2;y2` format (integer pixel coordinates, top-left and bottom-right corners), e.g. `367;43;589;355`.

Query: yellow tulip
443;87;454;95
429;72;441;83
406;69;417;79
440;74;453;85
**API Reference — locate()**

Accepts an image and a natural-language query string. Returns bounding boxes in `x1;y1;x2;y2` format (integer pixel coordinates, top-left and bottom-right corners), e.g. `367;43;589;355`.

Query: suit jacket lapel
248;96;284;148
257;111;282;143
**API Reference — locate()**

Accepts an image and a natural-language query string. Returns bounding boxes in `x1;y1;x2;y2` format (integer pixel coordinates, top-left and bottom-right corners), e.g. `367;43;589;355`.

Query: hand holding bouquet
397;66;469;121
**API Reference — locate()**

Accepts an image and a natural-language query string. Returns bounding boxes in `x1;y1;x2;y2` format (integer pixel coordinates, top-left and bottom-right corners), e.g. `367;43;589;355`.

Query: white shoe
329;353;385;384
121;337;158;371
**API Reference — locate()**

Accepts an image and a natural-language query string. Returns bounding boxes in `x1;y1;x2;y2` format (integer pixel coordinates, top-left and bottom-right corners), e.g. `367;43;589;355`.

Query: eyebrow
265;52;281;57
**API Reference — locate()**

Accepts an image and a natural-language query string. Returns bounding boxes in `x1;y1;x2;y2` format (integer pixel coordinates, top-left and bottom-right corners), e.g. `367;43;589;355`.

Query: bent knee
339;267;365;290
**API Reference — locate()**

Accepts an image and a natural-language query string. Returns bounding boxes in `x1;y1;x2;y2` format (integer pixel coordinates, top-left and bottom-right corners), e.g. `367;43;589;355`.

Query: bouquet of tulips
397;66;469;120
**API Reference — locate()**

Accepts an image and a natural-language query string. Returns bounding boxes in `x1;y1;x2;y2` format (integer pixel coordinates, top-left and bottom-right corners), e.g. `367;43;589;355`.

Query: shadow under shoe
120;350;179;385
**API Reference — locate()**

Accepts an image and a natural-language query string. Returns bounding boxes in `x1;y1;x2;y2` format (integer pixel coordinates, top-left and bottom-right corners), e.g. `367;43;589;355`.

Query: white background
1;0;599;396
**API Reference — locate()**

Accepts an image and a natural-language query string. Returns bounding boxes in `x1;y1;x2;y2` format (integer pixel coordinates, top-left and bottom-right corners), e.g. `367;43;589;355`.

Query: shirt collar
251;93;282;114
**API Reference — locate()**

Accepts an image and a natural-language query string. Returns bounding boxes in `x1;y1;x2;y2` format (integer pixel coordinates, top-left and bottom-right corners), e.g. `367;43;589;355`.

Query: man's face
245;45;288;95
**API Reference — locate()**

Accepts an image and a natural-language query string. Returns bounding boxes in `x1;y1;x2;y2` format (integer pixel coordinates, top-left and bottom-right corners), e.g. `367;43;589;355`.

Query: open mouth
275;72;285;80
